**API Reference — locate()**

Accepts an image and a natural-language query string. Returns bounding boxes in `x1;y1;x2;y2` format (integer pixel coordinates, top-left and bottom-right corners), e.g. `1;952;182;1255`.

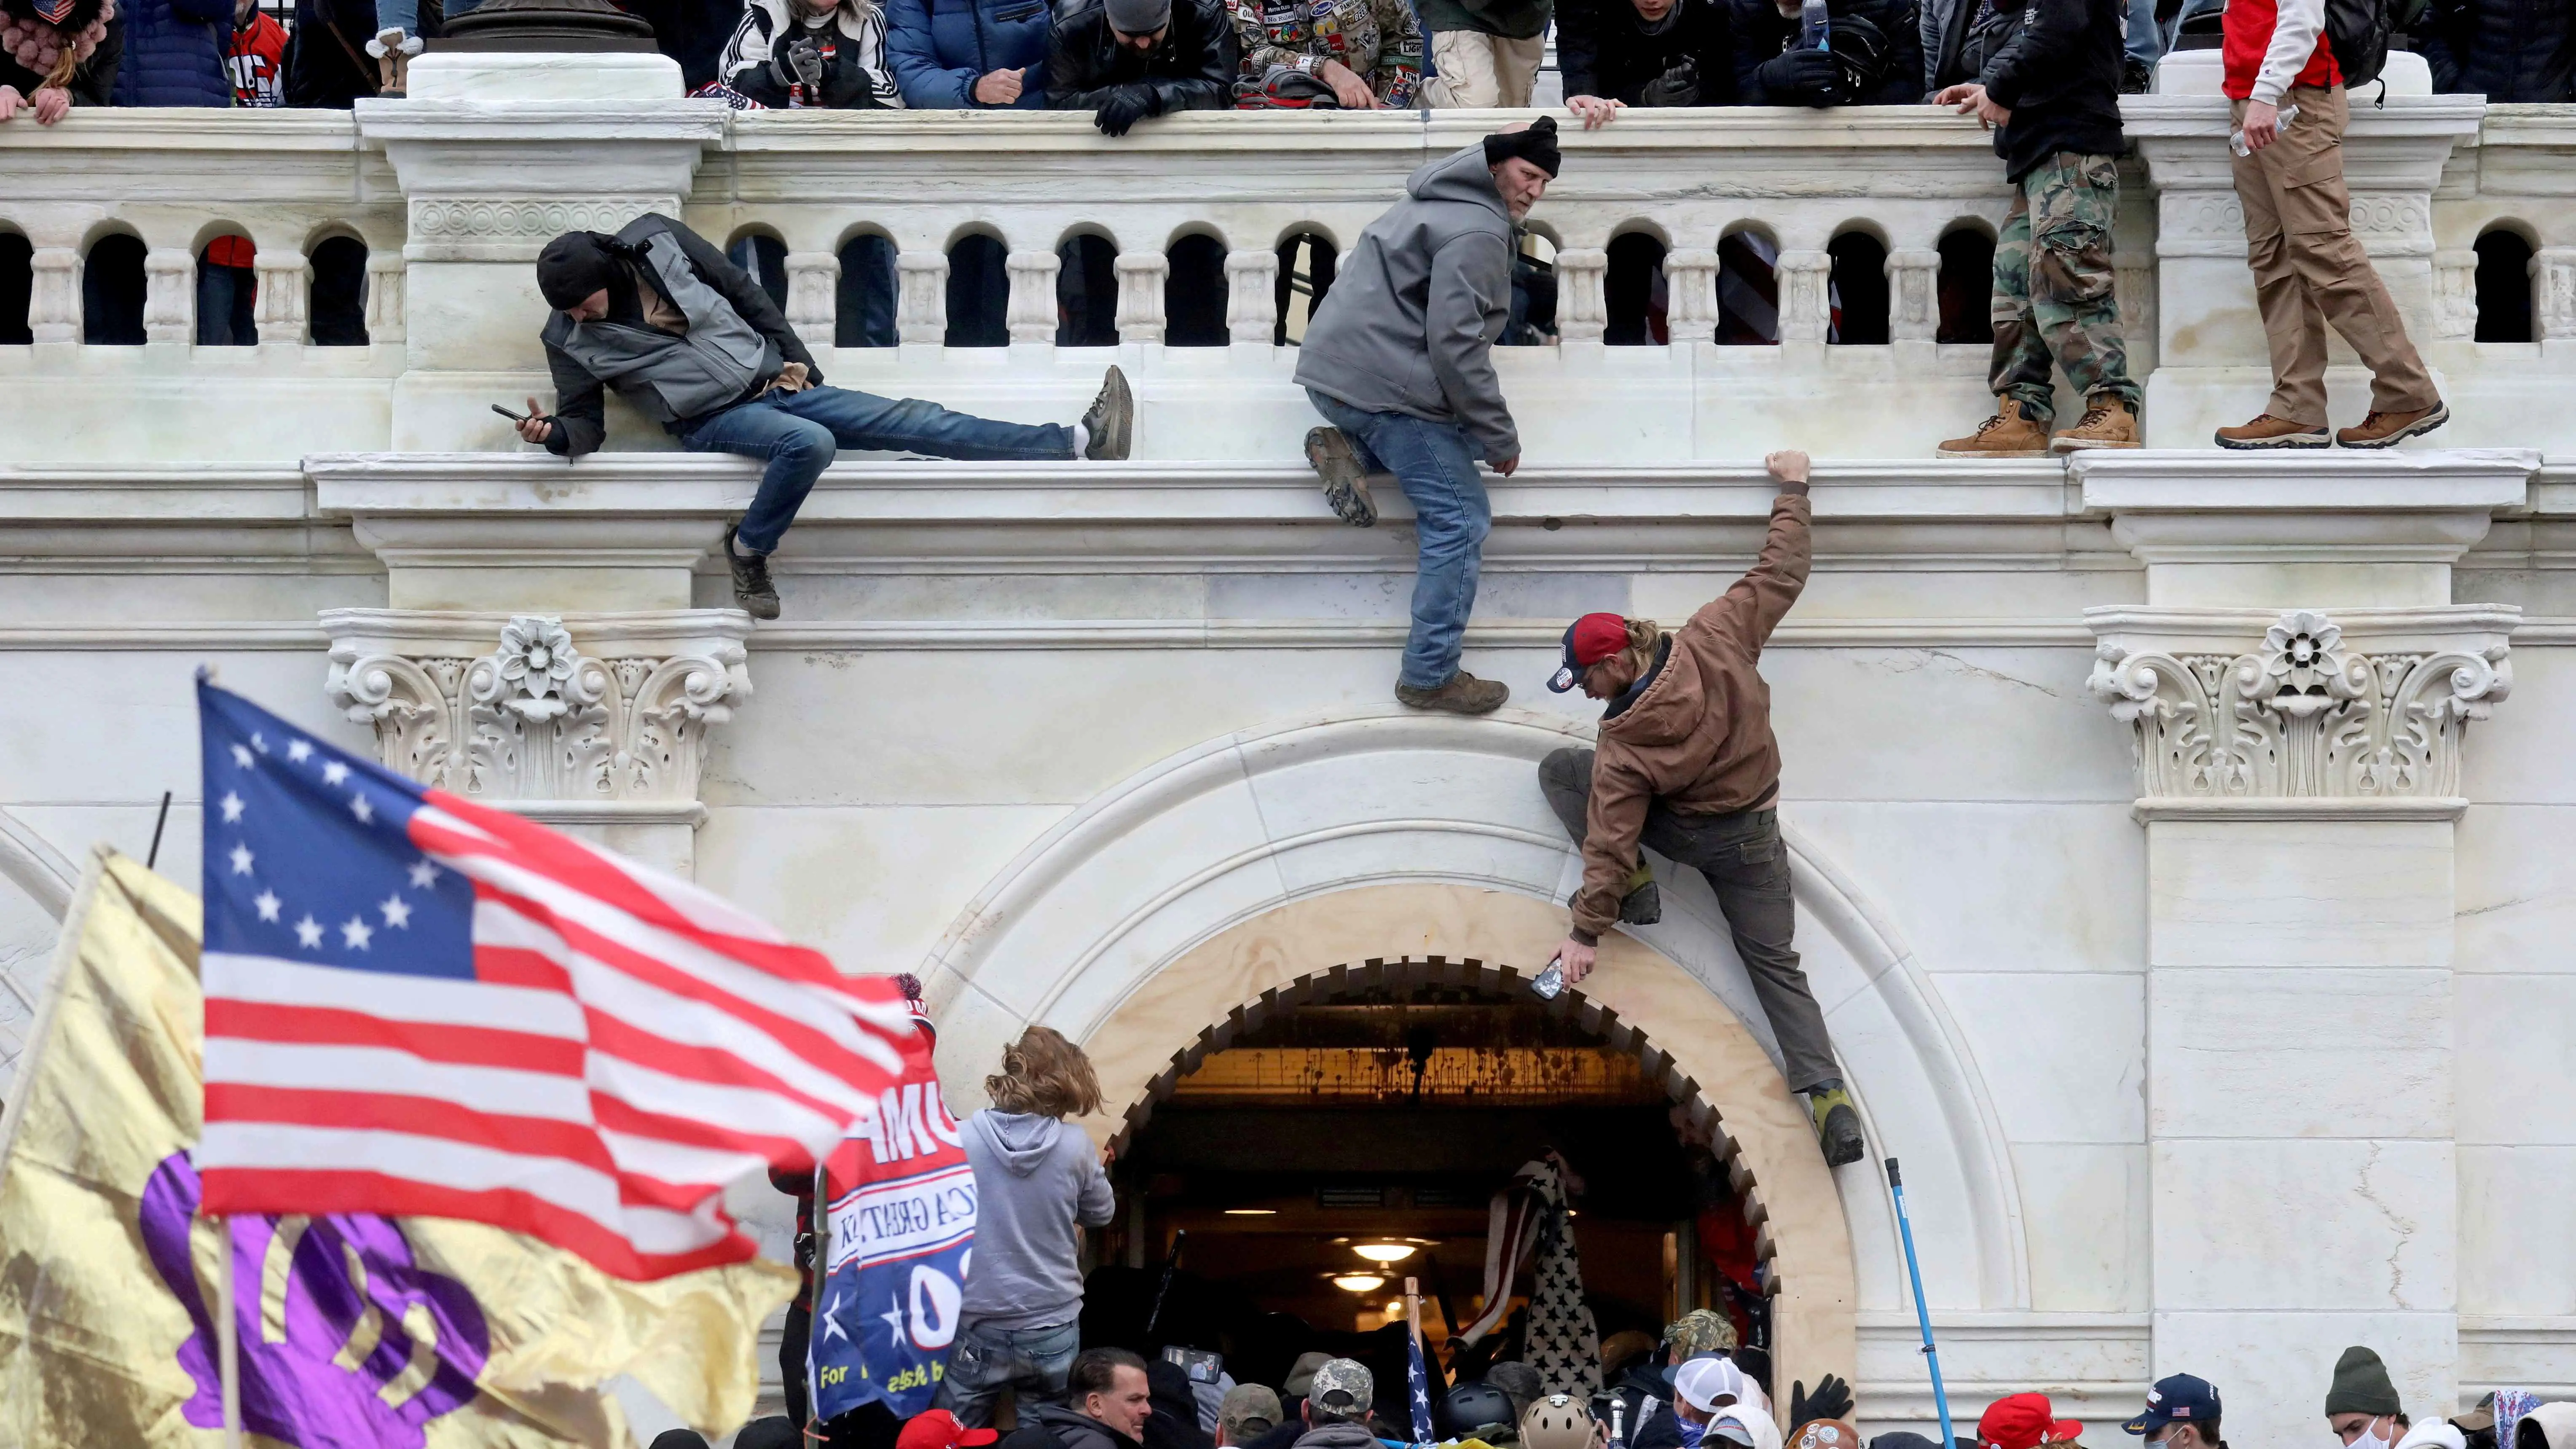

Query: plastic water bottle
2230;103;2301;157
1800;0;1830;48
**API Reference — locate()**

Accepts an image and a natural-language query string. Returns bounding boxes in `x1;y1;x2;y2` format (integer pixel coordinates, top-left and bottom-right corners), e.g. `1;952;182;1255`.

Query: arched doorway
1089;950;1785;1407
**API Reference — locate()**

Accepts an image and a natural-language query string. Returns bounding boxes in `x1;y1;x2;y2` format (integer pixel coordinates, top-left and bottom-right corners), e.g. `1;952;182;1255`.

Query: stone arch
922;707;2030;1388
1074;887;1852;1391
0;807;76;922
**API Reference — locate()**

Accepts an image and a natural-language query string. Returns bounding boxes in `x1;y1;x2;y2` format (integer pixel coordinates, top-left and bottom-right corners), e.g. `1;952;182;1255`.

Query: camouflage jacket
1225;0;1423;104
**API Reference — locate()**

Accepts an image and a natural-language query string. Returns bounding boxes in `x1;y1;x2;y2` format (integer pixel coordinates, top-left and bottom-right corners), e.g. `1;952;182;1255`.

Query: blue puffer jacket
111;0;235;107
885;0;1051;106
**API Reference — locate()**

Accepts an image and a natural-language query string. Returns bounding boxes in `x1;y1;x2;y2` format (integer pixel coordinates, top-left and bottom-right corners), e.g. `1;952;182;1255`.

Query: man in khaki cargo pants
2214;0;2447;449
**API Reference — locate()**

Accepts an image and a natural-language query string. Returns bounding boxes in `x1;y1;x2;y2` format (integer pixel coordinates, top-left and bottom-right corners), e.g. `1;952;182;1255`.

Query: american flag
193;679;915;1280
1408;1325;1435;1444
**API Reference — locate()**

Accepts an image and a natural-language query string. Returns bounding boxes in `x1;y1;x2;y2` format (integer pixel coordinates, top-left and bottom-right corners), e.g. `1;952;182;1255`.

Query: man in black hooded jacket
1559;0;1733;124
1727;0;1918;105
1046;0;1233;134
518;214;1134;619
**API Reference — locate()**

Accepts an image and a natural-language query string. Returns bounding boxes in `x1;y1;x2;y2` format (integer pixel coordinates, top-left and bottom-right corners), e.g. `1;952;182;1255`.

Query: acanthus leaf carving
2088;608;2511;801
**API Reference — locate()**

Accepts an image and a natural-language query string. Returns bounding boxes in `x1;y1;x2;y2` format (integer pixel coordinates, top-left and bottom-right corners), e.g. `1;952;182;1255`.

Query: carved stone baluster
1886;248;1940;344
254;249;311;347
2432;248;2478;341
2114;258;2156;369
1556;248;1608;344
896;252;948;346
2536;247;2576;343
1007;249;1062;345
1226;250;1278;346
29;247;80;345
366;251;407;344
1664;248;1720;343
145;247;194;345
1115;252;1169;344
1775;250;1832;344
784;250;839;349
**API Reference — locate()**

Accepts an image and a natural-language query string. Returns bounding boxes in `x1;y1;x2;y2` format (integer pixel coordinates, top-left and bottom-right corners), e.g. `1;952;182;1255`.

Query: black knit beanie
2325;1347;2402;1418
535;231;623;311
1483;115;1562;178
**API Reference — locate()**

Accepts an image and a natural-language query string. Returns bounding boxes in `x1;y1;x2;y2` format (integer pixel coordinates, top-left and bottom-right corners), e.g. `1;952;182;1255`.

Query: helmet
1438;1383;1518;1442
1522;1394;1599;1449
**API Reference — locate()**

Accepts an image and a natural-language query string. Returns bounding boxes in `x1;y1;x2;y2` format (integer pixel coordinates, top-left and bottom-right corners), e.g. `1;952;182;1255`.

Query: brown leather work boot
2050;396;2141;453
2214;413;2330;450
1395;671;1508;716
2337;401;2451;449
1936;398;2052;458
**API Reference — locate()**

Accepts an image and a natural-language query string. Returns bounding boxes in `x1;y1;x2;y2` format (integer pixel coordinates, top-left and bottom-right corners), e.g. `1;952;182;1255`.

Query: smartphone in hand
492;402;531;423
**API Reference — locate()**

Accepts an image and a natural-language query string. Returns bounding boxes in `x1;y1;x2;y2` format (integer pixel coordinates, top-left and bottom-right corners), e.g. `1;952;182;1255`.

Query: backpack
2323;0;2391;88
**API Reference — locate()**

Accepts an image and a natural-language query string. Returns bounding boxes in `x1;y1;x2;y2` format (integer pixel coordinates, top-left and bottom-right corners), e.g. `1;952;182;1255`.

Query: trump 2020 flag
193;679;917;1280
809;1027;976;1421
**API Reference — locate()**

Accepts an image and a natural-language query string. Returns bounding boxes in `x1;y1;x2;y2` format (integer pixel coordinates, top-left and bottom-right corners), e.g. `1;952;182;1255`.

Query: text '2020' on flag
193;679;918;1280
808;1017;976;1422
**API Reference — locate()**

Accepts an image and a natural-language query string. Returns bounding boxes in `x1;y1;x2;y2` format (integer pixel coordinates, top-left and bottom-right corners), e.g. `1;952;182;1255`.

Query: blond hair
985;1025;1104;1119
1588;617;1667;698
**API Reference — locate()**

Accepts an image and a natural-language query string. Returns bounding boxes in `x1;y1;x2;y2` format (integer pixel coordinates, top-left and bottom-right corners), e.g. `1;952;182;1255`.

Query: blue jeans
932;1318;1081;1429
680;384;1075;554
1305;388;1492;691
2125;0;2163;66
197;263;256;346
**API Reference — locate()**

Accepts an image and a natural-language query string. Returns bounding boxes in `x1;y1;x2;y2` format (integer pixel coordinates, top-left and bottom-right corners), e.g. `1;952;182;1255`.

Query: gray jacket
959;1110;1116;1330
1293;145;1520;464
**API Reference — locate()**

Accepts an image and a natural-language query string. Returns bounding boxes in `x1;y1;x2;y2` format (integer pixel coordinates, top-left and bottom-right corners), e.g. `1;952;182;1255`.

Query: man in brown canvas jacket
1535;449;1864;1167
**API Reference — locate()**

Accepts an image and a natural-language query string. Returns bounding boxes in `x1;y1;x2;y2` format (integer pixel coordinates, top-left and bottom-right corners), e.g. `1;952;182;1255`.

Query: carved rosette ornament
322;610;751;805
2088;608;2513;802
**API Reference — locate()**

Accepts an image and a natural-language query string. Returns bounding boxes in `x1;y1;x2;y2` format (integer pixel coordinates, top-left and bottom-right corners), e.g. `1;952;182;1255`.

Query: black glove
1756;44;1844;104
1789;1375;1855;1431
1639;56;1702;106
1093;88;1156;136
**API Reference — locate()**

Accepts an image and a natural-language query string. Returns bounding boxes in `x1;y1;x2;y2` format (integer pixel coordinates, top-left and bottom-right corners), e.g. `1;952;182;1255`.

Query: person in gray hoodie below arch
1296;118;1562;719
938;1025;1119;1428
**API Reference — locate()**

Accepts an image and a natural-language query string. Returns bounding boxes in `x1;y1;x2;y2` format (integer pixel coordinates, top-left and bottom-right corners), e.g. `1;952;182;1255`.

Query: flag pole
1404;1275;1425;1445
1885;1159;1954;1449
808;1160;829;1447
215;1214;245;1449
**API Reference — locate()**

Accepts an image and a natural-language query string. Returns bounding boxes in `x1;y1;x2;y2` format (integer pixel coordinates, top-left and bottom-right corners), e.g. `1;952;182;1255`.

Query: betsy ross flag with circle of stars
194;676;920;1280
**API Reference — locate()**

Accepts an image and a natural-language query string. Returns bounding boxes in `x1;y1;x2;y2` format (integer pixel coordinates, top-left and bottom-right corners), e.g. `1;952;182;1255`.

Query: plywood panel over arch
1064;881;1860;1398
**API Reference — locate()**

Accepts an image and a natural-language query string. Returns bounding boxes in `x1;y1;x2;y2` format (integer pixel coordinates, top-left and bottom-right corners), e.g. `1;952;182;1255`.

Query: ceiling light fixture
1353;1243;1417;1264
1223;1209;1277;1216
1331;1274;1387;1293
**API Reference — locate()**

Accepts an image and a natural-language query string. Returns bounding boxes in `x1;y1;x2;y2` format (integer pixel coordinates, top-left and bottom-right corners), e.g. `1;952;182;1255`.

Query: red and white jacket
2223;0;2341;104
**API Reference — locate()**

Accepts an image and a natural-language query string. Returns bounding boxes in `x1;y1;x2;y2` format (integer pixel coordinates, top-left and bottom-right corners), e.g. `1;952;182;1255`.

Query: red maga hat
1548;613;1631;692
1981;1394;2084;1449
899;1410;1001;1449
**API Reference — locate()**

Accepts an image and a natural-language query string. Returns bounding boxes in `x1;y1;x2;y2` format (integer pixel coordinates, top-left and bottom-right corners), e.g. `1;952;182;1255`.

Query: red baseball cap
1981;1394;2083;1449
1548;613;1631;692
899;1410;1001;1449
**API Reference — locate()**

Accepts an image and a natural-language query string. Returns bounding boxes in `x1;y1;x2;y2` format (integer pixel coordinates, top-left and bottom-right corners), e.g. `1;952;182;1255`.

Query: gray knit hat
2325;1347;2402;1418
1103;0;1169;34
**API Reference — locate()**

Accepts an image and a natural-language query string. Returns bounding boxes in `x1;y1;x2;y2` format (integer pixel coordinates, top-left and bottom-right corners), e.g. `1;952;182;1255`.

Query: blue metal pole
1886;1157;1956;1449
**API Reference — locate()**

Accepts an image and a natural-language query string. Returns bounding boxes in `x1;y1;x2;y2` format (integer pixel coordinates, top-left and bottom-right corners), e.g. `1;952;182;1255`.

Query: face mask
2350;1422;2392;1449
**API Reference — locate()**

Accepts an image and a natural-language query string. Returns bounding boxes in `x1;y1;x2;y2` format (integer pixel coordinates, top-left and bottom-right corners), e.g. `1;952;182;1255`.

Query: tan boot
2214;412;2329;450
2336;401;2450;448
1936;398;2051;458
1395;671;1508;716
2050;395;2141;453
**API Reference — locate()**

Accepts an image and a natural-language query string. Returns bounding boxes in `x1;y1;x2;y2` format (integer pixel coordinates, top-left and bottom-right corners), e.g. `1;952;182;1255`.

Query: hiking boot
2337;401;2450;449
2050;395;2141;453
1807;1085;1865;1167
1618;877;1663;926
2214;412;2329;449
723;526;779;621
1081;365;1132;460
1395;671;1508;715
1306;425;1378;527
1936;398;2051;458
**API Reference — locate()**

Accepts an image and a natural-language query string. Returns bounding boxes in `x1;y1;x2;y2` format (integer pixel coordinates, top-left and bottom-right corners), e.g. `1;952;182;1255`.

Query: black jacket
999;1406;1147;1449
1605;1363;1673;1446
1978;0;2124;181
283;0;377;105
1559;0;1734;103
2418;0;2576;100
539;213;821;459
1044;0;1234;113
1729;0;1921;104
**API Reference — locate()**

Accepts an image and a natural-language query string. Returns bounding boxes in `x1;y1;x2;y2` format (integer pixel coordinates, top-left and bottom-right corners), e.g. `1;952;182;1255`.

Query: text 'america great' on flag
193;677;918;1280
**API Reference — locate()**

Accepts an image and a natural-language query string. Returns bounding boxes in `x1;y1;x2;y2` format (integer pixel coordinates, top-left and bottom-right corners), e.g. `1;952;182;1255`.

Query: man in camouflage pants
1933;0;2143;456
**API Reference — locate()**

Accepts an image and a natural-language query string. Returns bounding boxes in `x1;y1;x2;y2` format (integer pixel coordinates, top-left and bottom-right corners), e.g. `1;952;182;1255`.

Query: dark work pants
1539;746;1842;1093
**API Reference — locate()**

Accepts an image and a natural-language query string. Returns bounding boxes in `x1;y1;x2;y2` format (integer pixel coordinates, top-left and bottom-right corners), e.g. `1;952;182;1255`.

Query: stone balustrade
3;55;2574;461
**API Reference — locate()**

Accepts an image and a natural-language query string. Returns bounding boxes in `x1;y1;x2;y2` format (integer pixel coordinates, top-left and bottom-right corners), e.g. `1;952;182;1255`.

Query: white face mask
2351;1421;2394;1449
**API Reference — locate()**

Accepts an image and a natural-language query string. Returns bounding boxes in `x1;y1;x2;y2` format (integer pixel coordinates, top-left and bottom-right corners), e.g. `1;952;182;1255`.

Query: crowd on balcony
5;0;2571;128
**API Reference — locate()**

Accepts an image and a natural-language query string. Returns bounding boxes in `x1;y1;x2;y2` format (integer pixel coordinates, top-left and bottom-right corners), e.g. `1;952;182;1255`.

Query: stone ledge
2072;448;2538;513
2132;797;2473;823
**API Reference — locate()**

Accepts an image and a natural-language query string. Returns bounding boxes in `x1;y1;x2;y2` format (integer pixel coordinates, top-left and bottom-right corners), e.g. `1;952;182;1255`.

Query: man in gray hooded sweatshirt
1296;118;1561;718
939;1025;1119;1428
